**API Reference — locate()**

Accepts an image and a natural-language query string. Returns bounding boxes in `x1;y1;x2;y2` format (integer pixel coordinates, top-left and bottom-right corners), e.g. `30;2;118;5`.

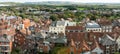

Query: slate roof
113;20;120;26
86;22;101;28
50;21;57;27
91;39;103;54
46;36;67;43
56;21;68;26
66;26;84;31
6;16;17;20
92;47;103;54
101;34;116;46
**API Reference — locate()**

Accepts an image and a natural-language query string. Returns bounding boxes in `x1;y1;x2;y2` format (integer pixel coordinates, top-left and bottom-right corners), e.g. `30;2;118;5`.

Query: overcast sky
0;0;120;3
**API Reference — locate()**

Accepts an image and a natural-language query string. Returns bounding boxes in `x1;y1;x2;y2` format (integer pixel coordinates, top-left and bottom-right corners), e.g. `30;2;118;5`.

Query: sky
0;0;120;3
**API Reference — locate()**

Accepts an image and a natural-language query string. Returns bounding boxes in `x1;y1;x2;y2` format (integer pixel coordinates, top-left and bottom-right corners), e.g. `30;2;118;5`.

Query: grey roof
56;21;66;26
50;21;69;27
92;47;103;54
46;36;67;43
101;34;116;46
6;16;17;20
86;22;101;28
50;21;57;27
113;20;120;26
56;21;69;26
26;33;42;39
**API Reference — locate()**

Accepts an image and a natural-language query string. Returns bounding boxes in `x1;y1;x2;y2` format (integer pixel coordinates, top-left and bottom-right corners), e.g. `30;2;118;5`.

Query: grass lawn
57;47;69;54
51;46;69;54
77;8;85;10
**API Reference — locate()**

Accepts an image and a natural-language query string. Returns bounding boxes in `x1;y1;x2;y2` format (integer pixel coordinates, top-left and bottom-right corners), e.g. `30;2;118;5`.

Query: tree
34;18;39;23
19;14;27;19
115;52;120;54
67;6;77;10
50;14;58;21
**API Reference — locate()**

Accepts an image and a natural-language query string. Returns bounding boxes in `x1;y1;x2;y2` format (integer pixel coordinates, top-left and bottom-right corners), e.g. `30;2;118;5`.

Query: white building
85;21;102;32
49;21;76;35
96;19;113;32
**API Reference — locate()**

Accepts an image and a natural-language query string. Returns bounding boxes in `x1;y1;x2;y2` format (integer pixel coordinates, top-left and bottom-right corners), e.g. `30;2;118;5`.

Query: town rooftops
96;18;112;26
50;21;69;27
101;34;116;46
86;21;101;28
0;35;13;42
46;36;67;43
50;21;57;27
66;26;84;31
113;19;120;26
6;16;17;20
56;21;69;26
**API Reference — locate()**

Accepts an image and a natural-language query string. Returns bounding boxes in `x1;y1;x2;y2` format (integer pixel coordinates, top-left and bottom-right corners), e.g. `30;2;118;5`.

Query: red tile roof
97;18;112;26
66;26;84;31
66;32;85;42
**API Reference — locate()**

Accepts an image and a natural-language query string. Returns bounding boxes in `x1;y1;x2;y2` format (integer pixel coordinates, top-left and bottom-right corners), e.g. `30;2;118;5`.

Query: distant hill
0;1;120;8
24;1;77;5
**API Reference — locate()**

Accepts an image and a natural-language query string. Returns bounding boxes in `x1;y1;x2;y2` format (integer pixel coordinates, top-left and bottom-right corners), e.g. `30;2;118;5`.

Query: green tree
19;14;27;18
50;14;58;21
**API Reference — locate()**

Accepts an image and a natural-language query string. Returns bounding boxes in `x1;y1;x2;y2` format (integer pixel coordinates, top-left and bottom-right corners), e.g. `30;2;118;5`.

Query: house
38;44;50;53
22;19;31;29
67;22;76;26
66;29;90;54
116;35;120;52
65;26;84;34
14;30;26;47
24;33;50;53
100;34;117;54
96;18;113;32
112;19;120;27
0;18;16;36
0;35;13;54
46;33;67;44
91;40;103;54
49;21;69;35
85;21;102;32
67;39;90;54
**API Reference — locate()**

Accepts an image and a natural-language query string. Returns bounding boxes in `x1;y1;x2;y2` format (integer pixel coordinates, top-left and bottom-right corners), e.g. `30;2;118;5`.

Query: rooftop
86;21;101;28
